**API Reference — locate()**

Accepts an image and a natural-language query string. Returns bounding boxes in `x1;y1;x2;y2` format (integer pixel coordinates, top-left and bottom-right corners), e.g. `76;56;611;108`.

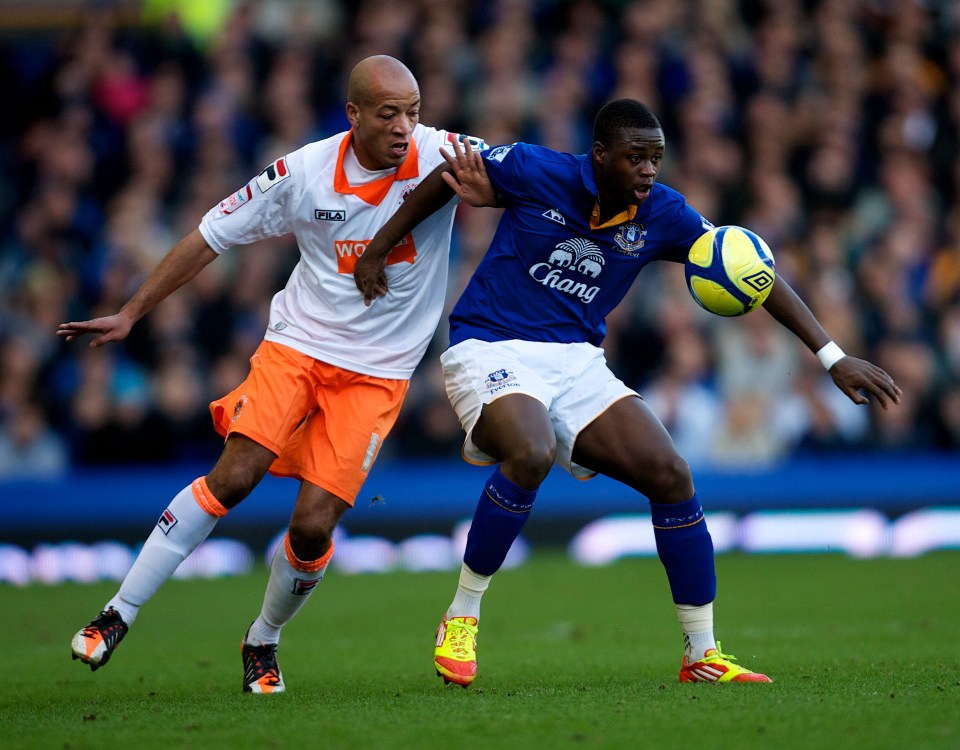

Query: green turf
4;551;958;749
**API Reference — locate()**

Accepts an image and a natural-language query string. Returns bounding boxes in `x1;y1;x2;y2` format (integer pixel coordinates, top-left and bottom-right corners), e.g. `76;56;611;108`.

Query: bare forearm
120;228;218;323
58;228;219;346
366;165;456;260
763;272;902;409
354;146;496;304
762;276;830;353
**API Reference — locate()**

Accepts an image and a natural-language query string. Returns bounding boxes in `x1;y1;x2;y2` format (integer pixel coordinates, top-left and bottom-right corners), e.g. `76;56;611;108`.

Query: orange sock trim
284;533;334;573
191;476;228;518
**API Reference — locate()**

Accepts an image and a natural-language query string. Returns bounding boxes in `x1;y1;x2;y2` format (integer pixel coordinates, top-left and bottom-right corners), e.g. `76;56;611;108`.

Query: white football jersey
199;124;478;379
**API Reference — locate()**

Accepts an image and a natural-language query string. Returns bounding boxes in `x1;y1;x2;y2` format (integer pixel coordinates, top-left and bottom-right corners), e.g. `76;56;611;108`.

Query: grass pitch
4;551;958;749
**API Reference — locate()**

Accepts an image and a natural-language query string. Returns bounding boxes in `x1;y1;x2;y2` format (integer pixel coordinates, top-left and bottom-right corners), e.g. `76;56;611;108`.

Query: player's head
345;55;420;170
591;99;664;208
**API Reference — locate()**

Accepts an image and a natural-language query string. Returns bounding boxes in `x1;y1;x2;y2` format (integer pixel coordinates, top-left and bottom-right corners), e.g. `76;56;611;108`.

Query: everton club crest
614;223;646;255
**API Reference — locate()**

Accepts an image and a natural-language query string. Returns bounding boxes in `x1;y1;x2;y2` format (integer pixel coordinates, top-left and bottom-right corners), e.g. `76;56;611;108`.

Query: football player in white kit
59;55;487;693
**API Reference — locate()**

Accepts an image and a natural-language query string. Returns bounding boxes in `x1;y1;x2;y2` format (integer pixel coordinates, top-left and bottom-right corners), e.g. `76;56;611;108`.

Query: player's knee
644;453;693;503
204;466;261;508
288;493;347;560
502;436;556;488
288;517;336;561
206;436;275;508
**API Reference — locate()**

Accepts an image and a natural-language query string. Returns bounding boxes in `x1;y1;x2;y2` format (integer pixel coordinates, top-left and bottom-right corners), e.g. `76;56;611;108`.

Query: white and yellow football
685;225;776;317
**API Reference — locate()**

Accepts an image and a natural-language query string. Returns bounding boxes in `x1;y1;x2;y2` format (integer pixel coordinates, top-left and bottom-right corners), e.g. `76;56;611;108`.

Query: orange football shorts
209;339;408;504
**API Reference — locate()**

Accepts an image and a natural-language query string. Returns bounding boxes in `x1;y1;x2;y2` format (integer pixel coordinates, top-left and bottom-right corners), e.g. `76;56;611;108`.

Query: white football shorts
440;338;638;479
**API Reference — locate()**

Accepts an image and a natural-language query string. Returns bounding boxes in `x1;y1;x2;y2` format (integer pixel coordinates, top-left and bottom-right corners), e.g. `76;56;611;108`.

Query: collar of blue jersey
578;153;638;230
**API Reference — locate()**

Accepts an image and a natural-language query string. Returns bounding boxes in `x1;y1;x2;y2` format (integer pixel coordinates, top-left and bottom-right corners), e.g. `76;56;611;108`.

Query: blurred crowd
1;0;959;479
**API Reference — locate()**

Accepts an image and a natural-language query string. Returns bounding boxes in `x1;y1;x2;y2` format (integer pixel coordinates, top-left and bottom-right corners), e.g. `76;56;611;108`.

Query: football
685;225;776;316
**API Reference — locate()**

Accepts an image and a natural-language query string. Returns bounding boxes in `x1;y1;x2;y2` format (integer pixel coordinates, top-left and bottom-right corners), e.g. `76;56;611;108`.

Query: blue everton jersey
448;142;713;347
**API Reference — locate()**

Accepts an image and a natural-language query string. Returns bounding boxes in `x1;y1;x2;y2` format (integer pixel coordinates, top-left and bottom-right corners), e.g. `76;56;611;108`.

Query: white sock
245;534;333;646
446;563;491;621
676;602;717;659
107;478;226;625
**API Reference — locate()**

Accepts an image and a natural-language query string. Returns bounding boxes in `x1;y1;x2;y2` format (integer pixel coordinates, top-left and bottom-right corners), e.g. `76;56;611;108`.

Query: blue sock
650;495;716;605
463;468;537;576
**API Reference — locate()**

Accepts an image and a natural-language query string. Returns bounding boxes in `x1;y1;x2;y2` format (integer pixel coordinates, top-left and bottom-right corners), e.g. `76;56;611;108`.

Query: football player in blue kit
355;99;902;686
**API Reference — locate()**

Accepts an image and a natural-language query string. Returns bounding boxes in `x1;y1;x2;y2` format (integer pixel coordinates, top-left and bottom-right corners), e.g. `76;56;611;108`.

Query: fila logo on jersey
542;208;566;225
256;157;290;192
315;209;346;221
158;509;178;535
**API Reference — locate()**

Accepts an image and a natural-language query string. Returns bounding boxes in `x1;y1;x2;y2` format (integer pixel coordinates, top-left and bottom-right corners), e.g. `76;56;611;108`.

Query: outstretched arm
762;276;902;409
354;138;497;305
57;228;218;347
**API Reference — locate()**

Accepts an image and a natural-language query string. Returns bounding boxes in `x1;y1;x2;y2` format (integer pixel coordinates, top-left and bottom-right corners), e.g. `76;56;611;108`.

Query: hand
57;312;135;347
440;138;498;207
828;356;902;409
354;251;389;306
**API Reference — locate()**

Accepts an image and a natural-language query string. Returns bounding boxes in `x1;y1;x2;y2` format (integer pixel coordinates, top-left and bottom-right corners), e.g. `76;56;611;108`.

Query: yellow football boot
679;642;772;683
434;615;479;687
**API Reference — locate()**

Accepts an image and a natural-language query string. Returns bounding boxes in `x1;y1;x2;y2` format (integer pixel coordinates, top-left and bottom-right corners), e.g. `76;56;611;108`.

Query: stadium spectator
640;326;722;467
60;55;487;695
0;401;69;479
779;356;872;455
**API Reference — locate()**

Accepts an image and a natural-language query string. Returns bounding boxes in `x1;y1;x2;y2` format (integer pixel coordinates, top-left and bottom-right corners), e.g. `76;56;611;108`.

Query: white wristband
816;341;845;371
